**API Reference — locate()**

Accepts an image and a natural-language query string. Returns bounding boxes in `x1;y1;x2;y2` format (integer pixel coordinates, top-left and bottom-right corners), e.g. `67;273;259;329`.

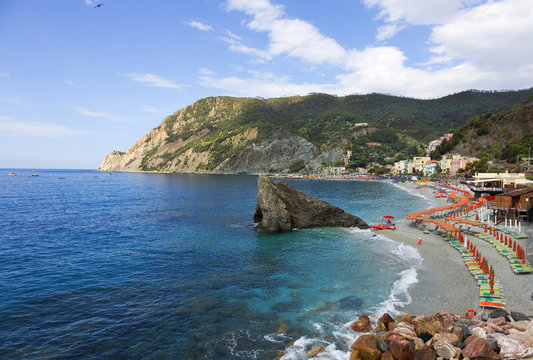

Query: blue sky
1;0;532;169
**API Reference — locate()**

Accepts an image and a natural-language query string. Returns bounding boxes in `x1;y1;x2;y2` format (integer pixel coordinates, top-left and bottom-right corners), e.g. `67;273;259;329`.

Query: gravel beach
378;183;533;316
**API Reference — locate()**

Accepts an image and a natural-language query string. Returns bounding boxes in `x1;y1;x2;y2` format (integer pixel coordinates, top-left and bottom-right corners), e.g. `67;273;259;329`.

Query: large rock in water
254;175;369;233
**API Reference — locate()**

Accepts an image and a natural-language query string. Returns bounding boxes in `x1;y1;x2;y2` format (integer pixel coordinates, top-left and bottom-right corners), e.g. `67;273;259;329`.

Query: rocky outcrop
345;311;533;360
253;175;369;233
221;129;318;173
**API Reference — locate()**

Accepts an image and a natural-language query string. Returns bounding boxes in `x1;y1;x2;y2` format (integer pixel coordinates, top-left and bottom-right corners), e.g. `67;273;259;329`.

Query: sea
0;169;433;360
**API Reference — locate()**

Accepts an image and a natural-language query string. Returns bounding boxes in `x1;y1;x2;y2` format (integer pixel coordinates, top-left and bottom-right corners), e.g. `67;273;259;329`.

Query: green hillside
431;96;533;172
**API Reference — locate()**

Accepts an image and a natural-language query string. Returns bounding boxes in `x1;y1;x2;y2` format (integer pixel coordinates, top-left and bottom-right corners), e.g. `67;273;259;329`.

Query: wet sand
380;183;533;316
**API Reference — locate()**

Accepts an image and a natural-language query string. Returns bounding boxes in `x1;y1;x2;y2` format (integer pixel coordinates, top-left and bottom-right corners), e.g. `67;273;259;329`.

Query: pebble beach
380;183;533;316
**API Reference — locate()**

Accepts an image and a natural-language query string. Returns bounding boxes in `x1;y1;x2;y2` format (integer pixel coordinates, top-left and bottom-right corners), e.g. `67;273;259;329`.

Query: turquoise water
0;170;430;359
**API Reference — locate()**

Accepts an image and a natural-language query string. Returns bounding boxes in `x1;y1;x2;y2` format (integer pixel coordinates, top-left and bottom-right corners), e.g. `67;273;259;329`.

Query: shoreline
381;183;533;316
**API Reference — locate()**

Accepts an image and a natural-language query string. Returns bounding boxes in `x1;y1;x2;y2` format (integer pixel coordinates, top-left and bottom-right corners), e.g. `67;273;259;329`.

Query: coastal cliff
98;90;533;174
254;175;369;233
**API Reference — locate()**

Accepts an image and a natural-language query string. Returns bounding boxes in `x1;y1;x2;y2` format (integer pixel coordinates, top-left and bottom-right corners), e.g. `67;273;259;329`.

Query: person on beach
417;237;422;245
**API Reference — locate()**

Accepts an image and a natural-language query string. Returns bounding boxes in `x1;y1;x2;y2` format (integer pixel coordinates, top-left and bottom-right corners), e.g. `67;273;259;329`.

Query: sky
1;0;532;169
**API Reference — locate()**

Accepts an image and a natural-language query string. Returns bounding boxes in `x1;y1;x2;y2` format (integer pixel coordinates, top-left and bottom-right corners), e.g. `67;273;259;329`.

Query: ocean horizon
1;169;433;359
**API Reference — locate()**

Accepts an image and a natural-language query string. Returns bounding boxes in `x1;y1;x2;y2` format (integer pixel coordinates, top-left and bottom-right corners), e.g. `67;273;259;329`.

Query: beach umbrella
513;241;517;252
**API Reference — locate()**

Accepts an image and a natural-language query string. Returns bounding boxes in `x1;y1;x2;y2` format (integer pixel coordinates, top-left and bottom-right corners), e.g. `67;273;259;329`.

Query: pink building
449;156;478;175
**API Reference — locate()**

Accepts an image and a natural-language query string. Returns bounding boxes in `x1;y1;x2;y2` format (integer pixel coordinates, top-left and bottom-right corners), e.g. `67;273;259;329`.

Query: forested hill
99;88;533;174
431;97;533;172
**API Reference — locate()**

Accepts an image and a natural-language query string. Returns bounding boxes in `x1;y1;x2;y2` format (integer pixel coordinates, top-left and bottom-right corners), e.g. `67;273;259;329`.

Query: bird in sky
94;3;104;8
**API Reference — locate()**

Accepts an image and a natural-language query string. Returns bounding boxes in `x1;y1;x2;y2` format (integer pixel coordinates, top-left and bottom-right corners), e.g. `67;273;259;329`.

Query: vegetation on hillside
430;98;533;172
137;89;533;172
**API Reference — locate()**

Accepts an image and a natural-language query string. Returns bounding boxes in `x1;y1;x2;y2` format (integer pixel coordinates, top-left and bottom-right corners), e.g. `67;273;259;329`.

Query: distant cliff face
99;90;533;173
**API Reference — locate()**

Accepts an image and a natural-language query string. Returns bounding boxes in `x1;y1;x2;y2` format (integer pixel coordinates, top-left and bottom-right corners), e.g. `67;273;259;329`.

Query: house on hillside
413;156;430;173
449;156;479;175
393;159;414;175
423;160;439;176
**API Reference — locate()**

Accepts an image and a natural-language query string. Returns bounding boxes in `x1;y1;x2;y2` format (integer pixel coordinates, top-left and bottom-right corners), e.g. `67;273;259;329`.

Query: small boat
8;172;16;176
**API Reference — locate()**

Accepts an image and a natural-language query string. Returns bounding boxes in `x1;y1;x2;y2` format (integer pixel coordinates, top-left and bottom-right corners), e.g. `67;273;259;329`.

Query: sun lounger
480;300;504;308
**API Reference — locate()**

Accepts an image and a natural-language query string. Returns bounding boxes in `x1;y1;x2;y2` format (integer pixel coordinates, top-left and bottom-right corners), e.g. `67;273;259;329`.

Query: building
393;159;414;175
427;133;453;155
344;151;352;166
413;156;431;173
423;160;439;176
439;154;462;173
449;156;479;175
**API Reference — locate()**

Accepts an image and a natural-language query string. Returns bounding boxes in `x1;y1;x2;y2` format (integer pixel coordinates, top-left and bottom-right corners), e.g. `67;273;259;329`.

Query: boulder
510;321;531;332
413;315;443;336
488;309;510;321
351;334;382;360
351;314;372;333
511;312;531;322
428;333;460;347
388;334;414;360
462;336;499;360
518;347;533;359
377;340;389;352
472;327;487;339
433;339;456;359
350;349;362;360
377;313;395;332
498;337;531;359
390;322;418;341
486;316;506;326
381;350;395;360
254;175;369;233
307;345;325;357
435;312;459;330
414;347;437;360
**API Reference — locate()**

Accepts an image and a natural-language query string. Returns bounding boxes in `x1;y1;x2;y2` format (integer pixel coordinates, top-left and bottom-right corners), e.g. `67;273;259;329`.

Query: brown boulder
381;350;395;360
390;322;418;341
396;314;415;324
350;349;363;360
413;315;443;336
462;336;499;360
378;313;395;331
351;334;382;360
436;311;459;330
413;347;437;360
351;314;372;333
389;334;414;360
254;175;369;233
428;333;460;347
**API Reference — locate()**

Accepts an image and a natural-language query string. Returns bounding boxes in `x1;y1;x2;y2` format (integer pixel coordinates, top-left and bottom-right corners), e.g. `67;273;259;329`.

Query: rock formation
253;175;369;233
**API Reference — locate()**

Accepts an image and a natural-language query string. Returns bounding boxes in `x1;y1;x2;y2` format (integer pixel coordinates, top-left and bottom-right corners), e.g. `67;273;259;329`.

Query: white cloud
214;0;533;99
376;23;407;41
186;20;213;32
121;73;183;89
73;106;125;121
85;0;94;5
0;73;9;77
226;0;346;65
0;116;84;137
63;80;74;85
142;105;160;113
429;0;533;71
363;0;464;25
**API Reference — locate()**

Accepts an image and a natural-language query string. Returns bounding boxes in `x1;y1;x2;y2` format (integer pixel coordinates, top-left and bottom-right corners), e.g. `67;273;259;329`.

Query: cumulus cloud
0;116;85;137
63;80;74;85
121;73;183;89
186;20;213;32
213;0;533;98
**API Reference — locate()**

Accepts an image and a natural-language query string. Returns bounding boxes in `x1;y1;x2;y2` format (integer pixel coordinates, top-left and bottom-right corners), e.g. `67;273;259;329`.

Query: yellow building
413;156;430;173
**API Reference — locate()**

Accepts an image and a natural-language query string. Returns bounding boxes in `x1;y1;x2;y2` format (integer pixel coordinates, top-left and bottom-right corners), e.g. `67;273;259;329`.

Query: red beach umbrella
383;216;395;219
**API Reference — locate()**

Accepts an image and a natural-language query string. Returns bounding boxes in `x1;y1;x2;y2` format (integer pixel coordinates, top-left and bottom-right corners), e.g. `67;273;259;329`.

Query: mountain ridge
98;88;533;174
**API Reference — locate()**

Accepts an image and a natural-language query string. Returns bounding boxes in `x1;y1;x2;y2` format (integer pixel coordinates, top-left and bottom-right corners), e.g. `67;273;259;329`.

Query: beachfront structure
422;160;439;176
449;156;479;175
413;156;430;173
393;159;414;175
439;154;462;173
